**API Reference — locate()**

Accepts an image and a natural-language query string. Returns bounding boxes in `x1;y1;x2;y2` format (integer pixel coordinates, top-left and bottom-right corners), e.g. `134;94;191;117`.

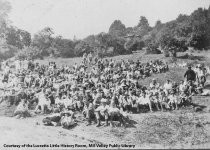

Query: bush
16;46;42;60
169;50;177;57
163;49;170;57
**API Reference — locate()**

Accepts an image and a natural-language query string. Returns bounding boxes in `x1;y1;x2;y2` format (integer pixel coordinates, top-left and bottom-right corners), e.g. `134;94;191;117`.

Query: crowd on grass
0;53;208;128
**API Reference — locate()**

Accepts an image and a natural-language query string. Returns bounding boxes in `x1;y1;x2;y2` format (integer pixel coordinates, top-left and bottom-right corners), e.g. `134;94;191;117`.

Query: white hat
101;98;107;103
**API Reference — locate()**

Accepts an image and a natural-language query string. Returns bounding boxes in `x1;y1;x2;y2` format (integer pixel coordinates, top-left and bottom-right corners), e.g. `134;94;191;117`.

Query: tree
18;29;31;47
124;39;138;52
74;41;92;56
5;27;22;49
158;32;180;57
135;16;151;36
109;20;126;37
5;27;31;49
137;16;150;28
0;1;20;60
96;33;128;55
187;8;209;49
155;20;162;28
187;32;208;49
0;0;11;37
32;27;54;56
16;46;42;60
52;36;75;58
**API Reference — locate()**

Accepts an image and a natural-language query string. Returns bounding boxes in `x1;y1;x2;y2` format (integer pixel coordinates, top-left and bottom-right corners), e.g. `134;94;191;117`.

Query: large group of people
0;53;208;128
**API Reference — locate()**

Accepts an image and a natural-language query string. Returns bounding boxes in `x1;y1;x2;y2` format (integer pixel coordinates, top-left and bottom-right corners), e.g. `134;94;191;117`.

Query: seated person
108;103;125;127
150;92;160;111
186;80;197;95
136;91;153;113
179;80;186;94
150;78;160;92
168;91;178;110
95;98;109;127
14;99;31;118
158;90;170;111
163;80;172;96
83;101;95;126
179;90;192;107
60;110;76;129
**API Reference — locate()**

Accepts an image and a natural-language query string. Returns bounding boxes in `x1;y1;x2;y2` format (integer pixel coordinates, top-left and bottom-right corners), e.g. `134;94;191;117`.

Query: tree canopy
0;2;210;60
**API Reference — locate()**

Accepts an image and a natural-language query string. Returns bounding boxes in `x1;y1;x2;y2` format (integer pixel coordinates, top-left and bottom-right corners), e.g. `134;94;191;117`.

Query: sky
7;0;210;39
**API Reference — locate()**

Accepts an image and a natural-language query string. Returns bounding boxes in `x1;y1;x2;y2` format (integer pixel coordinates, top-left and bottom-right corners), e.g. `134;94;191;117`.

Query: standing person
83;53;87;65
184;66;196;82
87;52;93;65
196;64;206;87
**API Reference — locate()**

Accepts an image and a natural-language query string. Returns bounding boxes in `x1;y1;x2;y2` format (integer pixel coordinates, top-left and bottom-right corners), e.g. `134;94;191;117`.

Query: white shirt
164;83;172;91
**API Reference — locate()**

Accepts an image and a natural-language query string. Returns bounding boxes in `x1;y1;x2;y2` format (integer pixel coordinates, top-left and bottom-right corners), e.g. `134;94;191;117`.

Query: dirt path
0;115;151;149
0;116;92;146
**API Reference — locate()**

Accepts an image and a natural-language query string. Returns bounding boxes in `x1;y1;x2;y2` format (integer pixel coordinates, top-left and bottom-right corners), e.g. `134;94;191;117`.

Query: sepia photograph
0;0;210;149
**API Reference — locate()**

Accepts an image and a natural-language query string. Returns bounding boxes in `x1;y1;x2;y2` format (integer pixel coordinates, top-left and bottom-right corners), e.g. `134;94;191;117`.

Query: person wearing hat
150;78;160;90
60;110;76;129
95;98;109;127
184;65;196;82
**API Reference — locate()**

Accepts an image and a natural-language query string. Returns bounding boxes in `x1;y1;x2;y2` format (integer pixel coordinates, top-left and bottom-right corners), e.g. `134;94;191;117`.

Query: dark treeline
0;0;210;60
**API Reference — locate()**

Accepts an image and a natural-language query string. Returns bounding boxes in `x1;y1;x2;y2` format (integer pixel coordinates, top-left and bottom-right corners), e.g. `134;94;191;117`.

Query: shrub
16;46;42;60
163;49;170;57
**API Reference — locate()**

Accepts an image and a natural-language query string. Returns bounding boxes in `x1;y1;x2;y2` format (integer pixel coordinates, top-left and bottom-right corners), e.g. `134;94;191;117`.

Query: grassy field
36;50;210;86
1;50;210;149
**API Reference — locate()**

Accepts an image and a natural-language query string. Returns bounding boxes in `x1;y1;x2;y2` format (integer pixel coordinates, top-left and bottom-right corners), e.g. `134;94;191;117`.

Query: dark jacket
184;69;196;81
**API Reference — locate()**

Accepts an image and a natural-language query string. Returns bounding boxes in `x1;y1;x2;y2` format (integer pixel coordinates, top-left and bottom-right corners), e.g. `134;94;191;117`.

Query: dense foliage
0;0;209;60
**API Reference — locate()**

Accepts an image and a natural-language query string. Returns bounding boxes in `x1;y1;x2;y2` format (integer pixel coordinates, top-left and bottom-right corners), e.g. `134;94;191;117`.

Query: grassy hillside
1;50;210;149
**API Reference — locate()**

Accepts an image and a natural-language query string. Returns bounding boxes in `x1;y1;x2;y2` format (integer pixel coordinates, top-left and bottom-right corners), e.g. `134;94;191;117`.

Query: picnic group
0;52;208;129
